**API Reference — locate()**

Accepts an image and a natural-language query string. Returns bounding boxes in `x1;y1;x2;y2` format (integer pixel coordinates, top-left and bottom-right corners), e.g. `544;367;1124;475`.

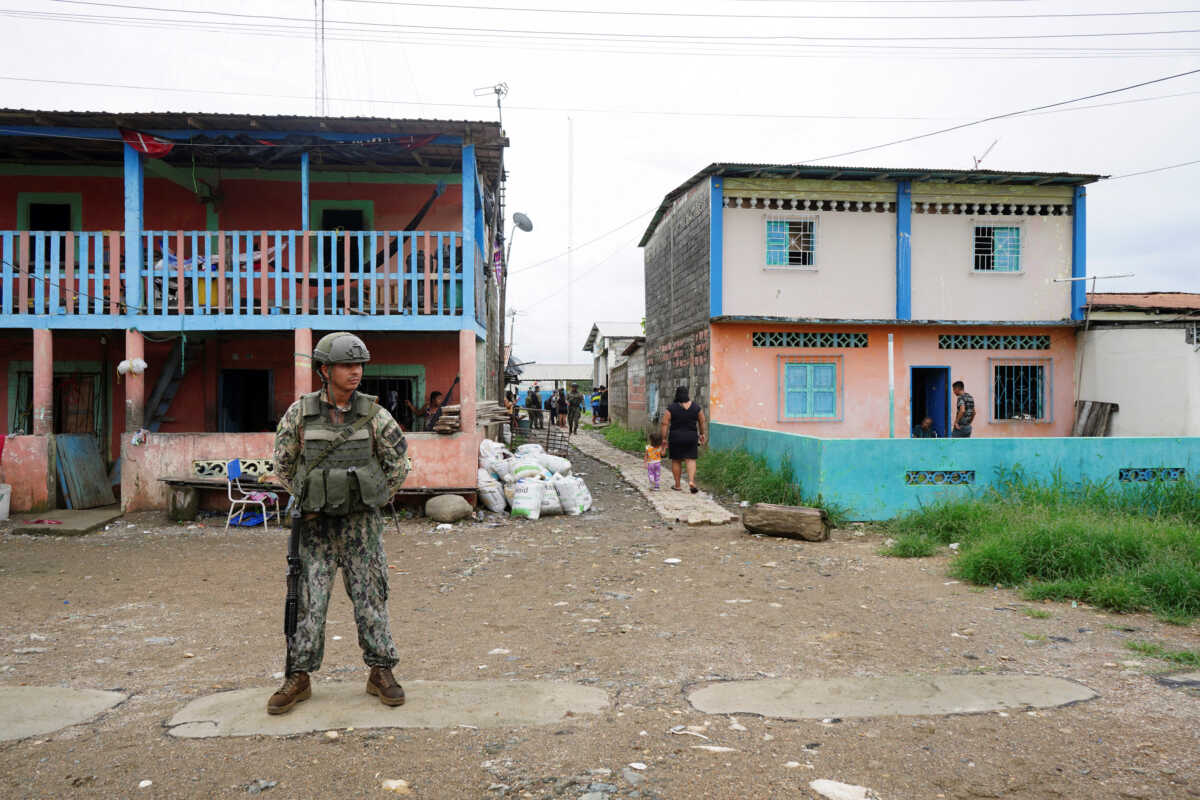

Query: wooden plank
342;230;351;313
108;231;120;314
422;231;431;315
260;230;269;315
382;232;392;315
18;231;29;313
217;232;227;313
176;230;186;316
64;232;75;314
55;434;117;509
301;231;310;315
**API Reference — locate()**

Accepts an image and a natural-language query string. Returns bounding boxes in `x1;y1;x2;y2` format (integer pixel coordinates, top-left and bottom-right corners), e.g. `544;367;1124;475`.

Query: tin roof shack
1077;293;1200;436
0;109;506;512
641;162;1103;439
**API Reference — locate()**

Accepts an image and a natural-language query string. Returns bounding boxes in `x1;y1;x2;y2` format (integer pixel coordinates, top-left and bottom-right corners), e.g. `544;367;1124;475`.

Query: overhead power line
334;0;1200;23
1107;158;1200;180
801;66;1200;163
40;1;1200;42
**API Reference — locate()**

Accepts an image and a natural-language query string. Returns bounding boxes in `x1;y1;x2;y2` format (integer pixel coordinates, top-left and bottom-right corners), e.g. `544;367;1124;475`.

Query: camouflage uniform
274;389;410;672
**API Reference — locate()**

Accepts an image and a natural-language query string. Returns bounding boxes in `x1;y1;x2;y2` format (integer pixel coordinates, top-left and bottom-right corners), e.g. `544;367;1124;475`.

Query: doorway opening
360;375;418;431
320;208;367;274
910;366;950;438
219;369;273;432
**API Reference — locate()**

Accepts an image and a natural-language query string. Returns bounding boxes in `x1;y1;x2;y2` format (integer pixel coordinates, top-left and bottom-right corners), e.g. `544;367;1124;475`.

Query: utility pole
566;116;574;363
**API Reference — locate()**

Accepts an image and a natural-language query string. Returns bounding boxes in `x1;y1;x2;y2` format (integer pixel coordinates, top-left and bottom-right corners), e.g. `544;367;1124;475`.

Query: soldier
268;332;411;715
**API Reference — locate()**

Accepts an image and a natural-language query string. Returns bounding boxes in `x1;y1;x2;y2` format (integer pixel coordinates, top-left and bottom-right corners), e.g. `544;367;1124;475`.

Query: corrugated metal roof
1087;292;1200;312
639;162;1106;246
0;108;505;174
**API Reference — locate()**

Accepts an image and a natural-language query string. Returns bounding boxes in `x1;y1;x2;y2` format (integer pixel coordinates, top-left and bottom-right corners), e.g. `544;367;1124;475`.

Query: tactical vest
297;391;389;515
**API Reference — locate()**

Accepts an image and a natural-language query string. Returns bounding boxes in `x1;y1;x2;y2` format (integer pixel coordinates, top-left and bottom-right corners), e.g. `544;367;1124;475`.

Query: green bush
598;422;648;455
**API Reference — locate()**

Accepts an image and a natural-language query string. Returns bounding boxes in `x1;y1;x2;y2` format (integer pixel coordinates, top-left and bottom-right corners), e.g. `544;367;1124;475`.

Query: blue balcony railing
0;229;482;331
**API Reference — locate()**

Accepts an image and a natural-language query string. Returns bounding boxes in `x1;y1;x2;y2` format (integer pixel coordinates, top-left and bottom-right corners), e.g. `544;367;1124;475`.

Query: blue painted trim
709;177;723;317
300;152;310;231
123;143;143;312
1071;186;1086;321
895;180;912;321
0;314;477;332
461;145;478;321
0;126;461;145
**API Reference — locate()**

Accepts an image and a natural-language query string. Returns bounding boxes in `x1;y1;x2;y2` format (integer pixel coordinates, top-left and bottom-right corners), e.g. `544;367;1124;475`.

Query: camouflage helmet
313;332;371;366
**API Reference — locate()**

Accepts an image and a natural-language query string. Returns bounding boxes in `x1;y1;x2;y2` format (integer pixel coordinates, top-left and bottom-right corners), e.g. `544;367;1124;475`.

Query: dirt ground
1;449;1198;800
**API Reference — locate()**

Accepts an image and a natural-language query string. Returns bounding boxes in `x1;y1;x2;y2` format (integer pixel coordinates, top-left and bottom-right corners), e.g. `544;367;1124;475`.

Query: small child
644;433;666;490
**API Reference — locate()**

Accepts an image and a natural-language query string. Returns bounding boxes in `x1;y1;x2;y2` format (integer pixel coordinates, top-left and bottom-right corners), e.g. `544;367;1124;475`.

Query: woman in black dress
659;385;707;493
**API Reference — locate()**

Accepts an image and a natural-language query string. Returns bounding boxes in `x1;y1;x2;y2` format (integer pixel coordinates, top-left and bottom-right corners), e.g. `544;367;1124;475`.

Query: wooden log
742;503;829;542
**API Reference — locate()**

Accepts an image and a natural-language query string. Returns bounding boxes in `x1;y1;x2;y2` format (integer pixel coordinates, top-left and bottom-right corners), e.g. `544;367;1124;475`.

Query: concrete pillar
458;329;477;433
295;327;313;400
32;329;53;435
125;328;145;431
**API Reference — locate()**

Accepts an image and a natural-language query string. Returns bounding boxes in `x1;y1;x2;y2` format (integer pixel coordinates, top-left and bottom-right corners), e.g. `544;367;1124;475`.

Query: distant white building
1078;293;1200;436
583;321;644;387
514;362;593;392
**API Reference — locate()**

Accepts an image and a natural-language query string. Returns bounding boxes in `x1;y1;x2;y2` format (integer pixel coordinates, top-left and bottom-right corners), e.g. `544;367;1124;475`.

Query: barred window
992;358;1051;422
766;217;817;268
974;225;1021;272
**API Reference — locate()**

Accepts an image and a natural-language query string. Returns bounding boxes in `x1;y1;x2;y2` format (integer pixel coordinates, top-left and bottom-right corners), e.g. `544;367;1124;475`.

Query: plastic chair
225;459;280;531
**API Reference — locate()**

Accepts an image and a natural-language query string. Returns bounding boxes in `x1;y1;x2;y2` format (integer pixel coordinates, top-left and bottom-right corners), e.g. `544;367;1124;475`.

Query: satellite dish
513;212;533;232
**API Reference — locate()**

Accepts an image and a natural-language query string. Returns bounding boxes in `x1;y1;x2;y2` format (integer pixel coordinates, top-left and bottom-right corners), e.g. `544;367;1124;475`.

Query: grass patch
697;448;848;527
598;421;648;455
1021;607;1053;619
883;471;1200;624
1126;640;1200;667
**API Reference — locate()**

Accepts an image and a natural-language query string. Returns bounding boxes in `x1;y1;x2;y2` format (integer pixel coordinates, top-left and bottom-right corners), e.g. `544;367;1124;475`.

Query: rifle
428;375;460;428
282;405;382;675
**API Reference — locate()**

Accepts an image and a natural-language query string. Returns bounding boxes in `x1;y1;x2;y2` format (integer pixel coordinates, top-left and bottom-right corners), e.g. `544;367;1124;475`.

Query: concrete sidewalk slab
0;687;127;741
166;680;609;738
688;675;1096;719
10;506;122;536
571;432;736;526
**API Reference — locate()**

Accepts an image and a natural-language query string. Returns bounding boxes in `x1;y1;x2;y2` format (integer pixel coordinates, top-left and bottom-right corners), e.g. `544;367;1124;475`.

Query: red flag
120;128;175;158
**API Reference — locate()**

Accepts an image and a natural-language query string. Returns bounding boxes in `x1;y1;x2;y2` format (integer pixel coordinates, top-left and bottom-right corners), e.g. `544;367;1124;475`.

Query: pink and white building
640;163;1101;438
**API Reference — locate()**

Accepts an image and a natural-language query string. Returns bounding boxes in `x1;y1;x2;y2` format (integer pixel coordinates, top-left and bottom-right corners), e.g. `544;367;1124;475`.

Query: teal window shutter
766;220;788;266
783;361;838;419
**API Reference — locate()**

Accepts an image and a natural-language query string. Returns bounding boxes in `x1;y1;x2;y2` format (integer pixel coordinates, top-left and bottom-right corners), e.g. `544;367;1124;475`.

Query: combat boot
267;671;311;715
366;666;406;706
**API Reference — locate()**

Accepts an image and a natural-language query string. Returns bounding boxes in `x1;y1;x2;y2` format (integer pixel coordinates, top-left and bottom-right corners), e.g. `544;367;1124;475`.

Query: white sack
515;443;544;457
509;458;545;482
510;480;545;520
488;457;515;482
553;474;584;516
539;484;564;516
535;453;572;476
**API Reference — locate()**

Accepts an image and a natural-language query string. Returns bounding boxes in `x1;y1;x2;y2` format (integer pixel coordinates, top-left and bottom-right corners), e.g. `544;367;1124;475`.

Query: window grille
1119;467;1185;482
938;334;1050;350
991;358;1051;422
906;470;976;486
973;225;1021;272
753;331;868;348
766;217;817;268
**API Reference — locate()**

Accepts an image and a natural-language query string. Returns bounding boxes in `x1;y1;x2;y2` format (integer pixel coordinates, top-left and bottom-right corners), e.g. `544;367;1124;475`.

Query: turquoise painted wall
709;422;1199;521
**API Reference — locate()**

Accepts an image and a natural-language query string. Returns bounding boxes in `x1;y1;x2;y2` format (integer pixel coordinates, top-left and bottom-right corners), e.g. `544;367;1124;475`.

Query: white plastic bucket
0;484;11;521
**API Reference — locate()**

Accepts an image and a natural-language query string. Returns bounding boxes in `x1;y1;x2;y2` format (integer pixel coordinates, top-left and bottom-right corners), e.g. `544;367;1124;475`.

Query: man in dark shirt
952;381;975;438
912;416;938;438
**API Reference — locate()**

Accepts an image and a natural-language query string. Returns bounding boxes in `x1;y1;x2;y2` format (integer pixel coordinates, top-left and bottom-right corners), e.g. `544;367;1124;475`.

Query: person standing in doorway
269;332;410;715
567;383;585;435
952;381;975;438
660;386;707;493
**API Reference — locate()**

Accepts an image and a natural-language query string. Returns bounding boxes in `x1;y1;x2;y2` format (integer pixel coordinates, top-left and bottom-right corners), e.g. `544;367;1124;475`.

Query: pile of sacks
477;439;593;519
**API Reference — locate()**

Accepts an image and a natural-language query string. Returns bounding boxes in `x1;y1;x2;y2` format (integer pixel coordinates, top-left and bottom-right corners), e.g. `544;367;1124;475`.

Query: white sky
3;0;1199;364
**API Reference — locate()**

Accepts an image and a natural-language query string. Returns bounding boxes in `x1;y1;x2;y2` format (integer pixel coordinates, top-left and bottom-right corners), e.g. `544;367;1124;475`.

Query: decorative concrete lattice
1118;467;1186;482
938;334;1050;351
725;197;894;213
192;459;275;479
913;202;1070;216
752;331;869;348
905;470;976;486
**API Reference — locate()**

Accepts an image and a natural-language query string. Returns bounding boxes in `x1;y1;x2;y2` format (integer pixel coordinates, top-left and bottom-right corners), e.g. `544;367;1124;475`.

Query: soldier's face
326;363;362;394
